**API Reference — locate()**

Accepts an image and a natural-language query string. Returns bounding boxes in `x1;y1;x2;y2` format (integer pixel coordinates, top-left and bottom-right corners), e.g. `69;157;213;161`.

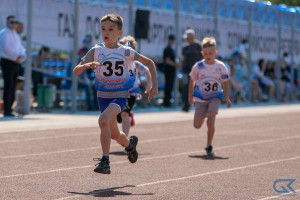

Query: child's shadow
68;185;154;198
189;155;229;160
110;151;151;156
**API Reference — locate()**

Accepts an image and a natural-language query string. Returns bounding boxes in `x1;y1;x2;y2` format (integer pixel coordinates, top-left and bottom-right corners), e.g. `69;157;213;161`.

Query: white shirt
81;43;137;98
0;27;26;62
190;59;229;102
237;43;247;58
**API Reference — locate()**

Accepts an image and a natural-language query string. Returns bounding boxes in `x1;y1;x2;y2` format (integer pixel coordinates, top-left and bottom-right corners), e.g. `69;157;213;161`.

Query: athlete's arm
135;53;158;101
223;81;231;108
73;61;100;76
188;79;195;106
144;71;152;94
73;48;99;76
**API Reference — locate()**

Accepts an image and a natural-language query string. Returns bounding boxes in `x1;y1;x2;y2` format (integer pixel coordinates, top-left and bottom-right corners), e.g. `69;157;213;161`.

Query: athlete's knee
194;118;204;129
98;116;109;127
207;113;216;127
121;112;129;119
194;122;202;129
111;133;119;141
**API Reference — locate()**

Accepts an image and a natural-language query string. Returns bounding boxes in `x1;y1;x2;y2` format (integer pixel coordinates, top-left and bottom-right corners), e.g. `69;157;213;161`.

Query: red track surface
0;105;299;200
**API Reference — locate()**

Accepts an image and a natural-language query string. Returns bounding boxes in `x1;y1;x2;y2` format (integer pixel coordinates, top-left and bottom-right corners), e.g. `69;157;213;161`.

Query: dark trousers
182;73;190;111
163;67;176;107
32;71;43;98
1;58;20;115
78;82;93;109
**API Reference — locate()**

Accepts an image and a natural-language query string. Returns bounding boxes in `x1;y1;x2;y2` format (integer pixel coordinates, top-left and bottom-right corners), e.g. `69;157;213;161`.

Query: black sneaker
205;145;216;156
93;158;111;174
125;136;138;163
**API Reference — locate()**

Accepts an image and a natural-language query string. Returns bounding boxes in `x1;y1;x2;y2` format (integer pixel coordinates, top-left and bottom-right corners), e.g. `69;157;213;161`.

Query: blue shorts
97;97;127;113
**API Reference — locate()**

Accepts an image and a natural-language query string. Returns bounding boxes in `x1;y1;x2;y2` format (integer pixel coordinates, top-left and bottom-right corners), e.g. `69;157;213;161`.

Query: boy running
73;14;158;174
188;37;231;156
116;35;152;136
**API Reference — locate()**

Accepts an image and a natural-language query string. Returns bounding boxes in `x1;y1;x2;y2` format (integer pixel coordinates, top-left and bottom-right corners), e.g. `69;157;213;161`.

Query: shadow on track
68;185;154;198
110;151;151;156
188;155;229;160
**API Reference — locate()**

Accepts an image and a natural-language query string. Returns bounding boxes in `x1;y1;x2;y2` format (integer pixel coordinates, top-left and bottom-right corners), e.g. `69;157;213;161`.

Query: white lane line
257;189;299;200
0;135;198;159
1;133;299;159
55;156;300;200
0;132;96;144
1;123;298;144
1;135;299;179
0;122;299;144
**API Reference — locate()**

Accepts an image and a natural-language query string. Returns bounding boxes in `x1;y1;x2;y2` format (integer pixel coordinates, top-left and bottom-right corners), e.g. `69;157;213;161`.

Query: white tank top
93;44;136;97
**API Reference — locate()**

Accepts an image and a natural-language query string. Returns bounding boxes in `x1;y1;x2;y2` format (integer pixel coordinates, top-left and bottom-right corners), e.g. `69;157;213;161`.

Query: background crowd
0;15;299;116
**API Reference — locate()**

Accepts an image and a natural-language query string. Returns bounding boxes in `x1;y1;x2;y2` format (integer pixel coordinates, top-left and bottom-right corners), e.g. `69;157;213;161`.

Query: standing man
181;29;202;112
0;15;26;117
163;34;180;107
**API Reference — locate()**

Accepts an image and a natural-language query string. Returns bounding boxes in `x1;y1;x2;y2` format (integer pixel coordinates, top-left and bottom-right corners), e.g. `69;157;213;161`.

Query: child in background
188;37;231;156
116;35;152;136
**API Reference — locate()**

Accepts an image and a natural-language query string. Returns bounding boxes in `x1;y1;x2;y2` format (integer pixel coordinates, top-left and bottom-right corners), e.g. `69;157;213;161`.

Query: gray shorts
194;98;221;118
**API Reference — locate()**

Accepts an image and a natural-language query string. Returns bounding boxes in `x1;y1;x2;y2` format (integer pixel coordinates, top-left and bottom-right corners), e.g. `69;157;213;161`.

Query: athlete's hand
145;84;151;95
225;98;231;108
188;95;194;107
86;62;100;70
147;86;158;102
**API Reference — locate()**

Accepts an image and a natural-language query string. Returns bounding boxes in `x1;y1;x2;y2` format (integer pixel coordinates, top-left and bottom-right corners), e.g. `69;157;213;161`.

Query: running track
0;104;299;200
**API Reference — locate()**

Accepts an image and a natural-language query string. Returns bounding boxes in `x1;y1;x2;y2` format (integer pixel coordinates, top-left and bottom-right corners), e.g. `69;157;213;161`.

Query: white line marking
1;135;299;179
0;132;96;144
55;156;300;200
0;123;298;156
0;135;198;159
257;189;299;200
1;123;299;144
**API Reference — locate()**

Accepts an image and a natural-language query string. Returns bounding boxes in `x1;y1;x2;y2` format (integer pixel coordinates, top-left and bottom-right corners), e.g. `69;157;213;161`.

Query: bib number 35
103;61;124;77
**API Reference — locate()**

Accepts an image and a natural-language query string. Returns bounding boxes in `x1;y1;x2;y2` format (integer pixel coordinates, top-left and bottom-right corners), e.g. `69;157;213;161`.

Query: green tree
257;0;300;7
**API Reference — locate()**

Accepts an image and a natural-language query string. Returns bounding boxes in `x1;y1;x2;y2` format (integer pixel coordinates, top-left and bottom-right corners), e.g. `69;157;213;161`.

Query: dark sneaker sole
94;168;111;174
130;136;138;146
127;136;138;163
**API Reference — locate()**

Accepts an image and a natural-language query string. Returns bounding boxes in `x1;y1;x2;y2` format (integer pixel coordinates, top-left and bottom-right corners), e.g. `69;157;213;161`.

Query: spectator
232;39;248;64
31;46;50;99
78;47;94;110
250;60;263;103
12;76;33;115
181;29;202;112
77;37;90;56
15;21;26;42
235;61;249;100
0;15;26;117
229;59;247;102
163;34;180;107
85;32;94;49
280;59;292;102
264;60;276;81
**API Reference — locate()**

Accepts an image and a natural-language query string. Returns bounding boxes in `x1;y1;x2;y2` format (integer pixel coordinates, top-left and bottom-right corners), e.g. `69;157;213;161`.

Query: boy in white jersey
73;14;158;174
116;35;152;136
188;37;231;156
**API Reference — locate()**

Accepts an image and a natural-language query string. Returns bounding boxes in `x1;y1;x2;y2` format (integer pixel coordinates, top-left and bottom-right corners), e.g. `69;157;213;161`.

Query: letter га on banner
0;0;129;52
33;0;129;52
